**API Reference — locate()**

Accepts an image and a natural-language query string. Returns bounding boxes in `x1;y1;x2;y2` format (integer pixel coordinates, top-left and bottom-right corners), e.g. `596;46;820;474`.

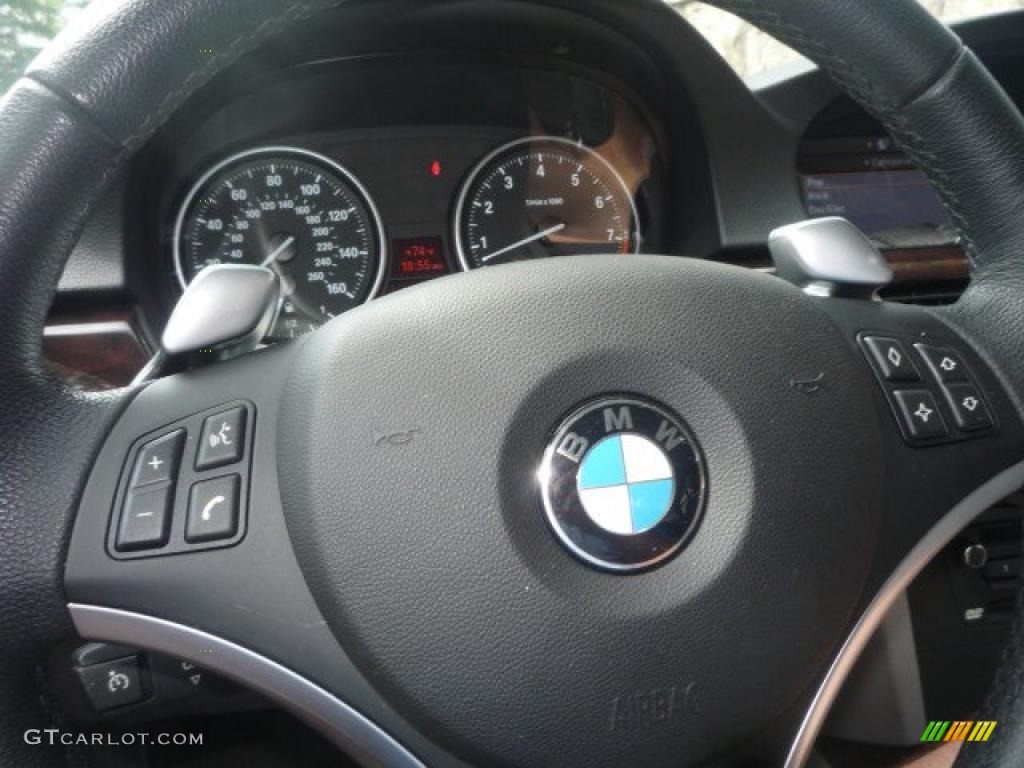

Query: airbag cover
279;255;882;767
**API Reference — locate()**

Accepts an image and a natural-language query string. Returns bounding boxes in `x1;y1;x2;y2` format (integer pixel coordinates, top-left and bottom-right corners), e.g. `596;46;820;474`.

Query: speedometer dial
453;137;640;270
174;146;386;339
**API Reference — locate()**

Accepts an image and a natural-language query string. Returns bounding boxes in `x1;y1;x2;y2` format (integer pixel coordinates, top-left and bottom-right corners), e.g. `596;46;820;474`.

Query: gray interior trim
787;459;1024;767
823;591;926;746
69;604;426;768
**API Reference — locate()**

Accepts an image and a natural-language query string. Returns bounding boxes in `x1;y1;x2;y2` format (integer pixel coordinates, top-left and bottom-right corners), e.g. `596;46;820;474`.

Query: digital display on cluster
391;237;448;279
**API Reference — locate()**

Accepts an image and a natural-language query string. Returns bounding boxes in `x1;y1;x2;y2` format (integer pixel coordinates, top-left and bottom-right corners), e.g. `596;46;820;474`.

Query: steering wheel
3;1;1024;766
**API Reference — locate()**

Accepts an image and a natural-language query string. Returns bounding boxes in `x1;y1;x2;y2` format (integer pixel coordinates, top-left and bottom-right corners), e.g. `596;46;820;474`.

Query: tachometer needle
481;223;566;264
260;235;297;267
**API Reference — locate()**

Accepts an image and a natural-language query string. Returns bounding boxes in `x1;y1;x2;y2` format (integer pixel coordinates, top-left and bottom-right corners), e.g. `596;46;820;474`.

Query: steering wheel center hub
279;254;884;768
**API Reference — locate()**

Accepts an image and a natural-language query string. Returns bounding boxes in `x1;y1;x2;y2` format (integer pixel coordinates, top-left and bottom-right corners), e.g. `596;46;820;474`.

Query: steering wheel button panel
196;407;246;470
130;429;184;488
892;390;950;441
116;485;173;551
944;382;995;431
862;336;921;382
186;475;240;543
107;402;255;559
916;344;970;383
857;333;1000;445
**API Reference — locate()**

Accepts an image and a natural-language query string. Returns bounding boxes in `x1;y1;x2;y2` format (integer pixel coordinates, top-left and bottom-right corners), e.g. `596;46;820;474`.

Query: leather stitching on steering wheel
714;1;979;260
126;1;326;150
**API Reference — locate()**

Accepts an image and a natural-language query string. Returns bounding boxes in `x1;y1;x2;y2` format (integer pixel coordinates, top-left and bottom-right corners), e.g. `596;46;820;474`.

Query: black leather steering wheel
3;1;1024;766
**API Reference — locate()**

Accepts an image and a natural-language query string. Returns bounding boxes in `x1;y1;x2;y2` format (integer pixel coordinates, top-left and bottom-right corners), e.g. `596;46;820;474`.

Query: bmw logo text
539;396;706;572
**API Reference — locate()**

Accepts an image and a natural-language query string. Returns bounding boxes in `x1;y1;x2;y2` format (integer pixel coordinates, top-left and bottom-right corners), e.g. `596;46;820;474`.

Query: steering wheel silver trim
784;458;1024;767
69;604;425;768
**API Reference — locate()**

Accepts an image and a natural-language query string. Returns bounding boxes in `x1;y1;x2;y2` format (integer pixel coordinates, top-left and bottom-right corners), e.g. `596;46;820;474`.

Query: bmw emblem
539;396;706;572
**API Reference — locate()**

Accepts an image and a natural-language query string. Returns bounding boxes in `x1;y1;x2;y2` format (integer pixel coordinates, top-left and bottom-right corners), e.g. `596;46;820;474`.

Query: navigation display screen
801;170;956;249
799;137;958;250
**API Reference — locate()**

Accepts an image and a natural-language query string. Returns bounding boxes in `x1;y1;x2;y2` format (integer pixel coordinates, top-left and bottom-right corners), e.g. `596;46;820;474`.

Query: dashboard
157;60;665;339
53;0;1024;373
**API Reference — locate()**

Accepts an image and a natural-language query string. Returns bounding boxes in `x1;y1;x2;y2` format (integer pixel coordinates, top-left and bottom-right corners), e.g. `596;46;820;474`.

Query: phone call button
186;474;240;543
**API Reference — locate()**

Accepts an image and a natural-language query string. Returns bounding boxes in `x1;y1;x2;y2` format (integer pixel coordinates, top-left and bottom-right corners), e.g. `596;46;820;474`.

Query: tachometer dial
174;146;386;339
453;137;640;270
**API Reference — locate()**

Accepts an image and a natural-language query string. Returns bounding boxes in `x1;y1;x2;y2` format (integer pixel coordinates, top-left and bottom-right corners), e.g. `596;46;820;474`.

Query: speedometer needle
260;235;297;267
480;223;566;264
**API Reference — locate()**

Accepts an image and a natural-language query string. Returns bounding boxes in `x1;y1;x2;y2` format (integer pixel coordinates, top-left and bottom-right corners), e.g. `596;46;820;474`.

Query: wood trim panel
713;245;969;286
44;309;151;389
886;247;969;283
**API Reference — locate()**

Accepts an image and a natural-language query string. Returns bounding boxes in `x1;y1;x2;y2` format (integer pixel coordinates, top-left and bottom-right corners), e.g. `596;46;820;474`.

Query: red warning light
430;160;443;177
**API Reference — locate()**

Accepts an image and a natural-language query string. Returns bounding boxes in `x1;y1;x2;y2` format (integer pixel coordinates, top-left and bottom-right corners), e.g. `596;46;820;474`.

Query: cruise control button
944;382;994;431
186;475;240;543
75;655;146;711
116;485;173;551
130;430;184;488
893;390;949;440
916;344;969;383
196;407;246;470
863;337;920;382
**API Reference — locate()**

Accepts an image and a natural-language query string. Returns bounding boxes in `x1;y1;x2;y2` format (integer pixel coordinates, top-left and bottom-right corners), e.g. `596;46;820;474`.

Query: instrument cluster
164;62;665;340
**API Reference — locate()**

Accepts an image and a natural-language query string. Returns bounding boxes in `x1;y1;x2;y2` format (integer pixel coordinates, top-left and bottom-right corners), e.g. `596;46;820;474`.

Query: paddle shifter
133;264;280;385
